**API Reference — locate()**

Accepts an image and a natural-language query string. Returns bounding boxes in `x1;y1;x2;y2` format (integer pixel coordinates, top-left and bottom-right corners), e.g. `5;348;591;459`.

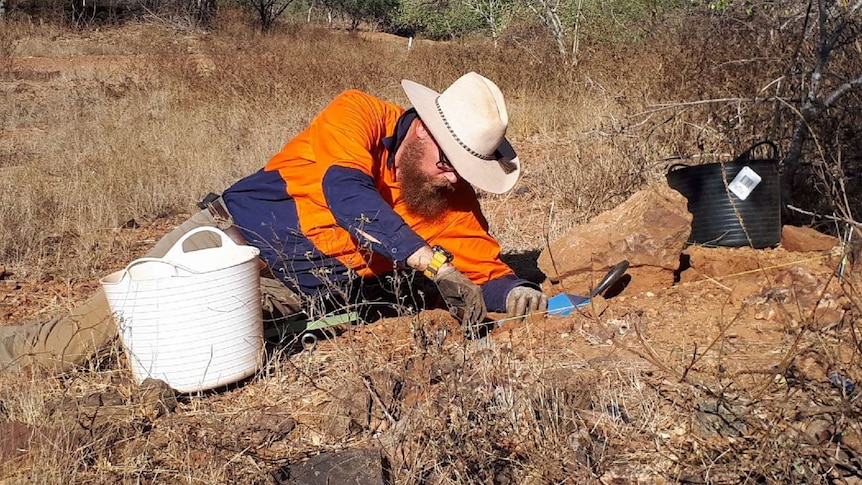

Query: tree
239;0;296;30
777;0;862;224
329;0;398;30
461;0;516;47
393;0;485;39
521;0;687;59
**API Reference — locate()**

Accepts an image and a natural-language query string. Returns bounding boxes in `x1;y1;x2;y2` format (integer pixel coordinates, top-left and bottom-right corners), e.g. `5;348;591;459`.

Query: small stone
805;418;834;444
1;280;19;290
583;295;609;318
120;218;140;229
645;291;655;297
754;308;775;320
136;378;178;418
272;448;386;485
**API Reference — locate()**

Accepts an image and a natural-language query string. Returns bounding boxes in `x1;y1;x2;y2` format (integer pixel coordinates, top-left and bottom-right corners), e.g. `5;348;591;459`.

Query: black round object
666;143;781;249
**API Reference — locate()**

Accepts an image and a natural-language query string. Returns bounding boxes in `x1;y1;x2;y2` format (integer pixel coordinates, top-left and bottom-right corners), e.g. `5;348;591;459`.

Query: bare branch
786;204;862;229
631;97;789;118
823;73;862;108
649;97;756;108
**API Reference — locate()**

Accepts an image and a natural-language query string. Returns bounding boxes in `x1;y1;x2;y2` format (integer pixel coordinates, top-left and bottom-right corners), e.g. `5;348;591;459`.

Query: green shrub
391;0;485;39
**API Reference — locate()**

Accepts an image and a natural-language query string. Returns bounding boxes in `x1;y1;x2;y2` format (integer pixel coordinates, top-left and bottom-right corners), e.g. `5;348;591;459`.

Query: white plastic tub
100;227;263;393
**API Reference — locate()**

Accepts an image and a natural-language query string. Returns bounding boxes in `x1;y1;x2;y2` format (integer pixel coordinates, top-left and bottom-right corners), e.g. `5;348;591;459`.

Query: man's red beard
398;138;455;220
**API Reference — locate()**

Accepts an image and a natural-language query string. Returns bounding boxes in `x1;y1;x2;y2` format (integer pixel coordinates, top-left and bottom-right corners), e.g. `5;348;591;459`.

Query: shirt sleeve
481;274;541;313
322;165;427;264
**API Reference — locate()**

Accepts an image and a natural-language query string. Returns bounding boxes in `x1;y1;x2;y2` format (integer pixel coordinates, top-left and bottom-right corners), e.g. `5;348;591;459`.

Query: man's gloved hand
506;286;548;319
433;266;487;327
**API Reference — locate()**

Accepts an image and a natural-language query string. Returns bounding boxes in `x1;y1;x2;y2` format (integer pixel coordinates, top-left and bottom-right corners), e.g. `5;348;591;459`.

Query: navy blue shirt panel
322;165;427;264
222;169;351;295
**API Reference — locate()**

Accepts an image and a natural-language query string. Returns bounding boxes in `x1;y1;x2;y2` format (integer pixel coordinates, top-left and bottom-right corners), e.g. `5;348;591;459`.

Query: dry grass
2;7;862;485
1;9;802;280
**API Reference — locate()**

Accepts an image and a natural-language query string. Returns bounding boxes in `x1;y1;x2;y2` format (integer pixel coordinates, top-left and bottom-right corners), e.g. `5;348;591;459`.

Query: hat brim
401;79;520;194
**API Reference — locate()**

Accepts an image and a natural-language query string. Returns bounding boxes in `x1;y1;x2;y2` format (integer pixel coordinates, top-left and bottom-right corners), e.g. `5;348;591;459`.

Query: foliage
576;0;688;42
520;0;690;57
391;0;486;39
460;0;518;44
237;0;295;29
326;0;398;30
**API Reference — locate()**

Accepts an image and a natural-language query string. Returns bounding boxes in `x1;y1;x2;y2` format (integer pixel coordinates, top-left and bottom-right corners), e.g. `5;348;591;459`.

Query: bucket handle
667;163;692;172
163;226;241;262
123;257;201;280
666;141;780;173
734;140;780;163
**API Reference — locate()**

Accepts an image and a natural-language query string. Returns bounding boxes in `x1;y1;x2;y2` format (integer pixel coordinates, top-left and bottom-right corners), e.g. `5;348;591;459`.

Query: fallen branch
361;375;397;427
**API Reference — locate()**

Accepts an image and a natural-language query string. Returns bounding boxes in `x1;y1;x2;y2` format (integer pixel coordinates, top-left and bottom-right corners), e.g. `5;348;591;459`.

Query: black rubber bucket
666;141;782;248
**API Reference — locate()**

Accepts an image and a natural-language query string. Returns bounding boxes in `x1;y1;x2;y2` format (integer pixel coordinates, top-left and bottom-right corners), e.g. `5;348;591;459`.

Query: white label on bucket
728;166;762;200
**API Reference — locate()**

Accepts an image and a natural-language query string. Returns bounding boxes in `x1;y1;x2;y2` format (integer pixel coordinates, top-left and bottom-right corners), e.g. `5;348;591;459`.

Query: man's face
398;136;457;220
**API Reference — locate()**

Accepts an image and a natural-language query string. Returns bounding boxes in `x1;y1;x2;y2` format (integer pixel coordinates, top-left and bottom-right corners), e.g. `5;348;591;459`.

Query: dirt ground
2;30;861;484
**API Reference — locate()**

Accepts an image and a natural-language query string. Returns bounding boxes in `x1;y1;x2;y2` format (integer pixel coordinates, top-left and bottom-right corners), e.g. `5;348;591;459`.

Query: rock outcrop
538;184;692;295
781;225;839;252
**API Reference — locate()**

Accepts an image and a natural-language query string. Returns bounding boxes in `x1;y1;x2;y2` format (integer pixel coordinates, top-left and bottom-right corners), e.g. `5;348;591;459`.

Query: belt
199;192;248;246
199;192;231;222
207;196;232;222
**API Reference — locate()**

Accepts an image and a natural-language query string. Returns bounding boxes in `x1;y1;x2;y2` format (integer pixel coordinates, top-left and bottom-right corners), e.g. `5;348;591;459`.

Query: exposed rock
781;225;839;252
272;448;386;485
681;246;768;281
0;421;37;461
315;379;370;440
302;371;404;441
693;398;749;439
135;378;177;418
539;184;691;295
234;404;296;446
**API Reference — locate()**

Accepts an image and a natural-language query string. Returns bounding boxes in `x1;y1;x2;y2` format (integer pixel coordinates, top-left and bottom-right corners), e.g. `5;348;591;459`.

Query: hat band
435;98;496;161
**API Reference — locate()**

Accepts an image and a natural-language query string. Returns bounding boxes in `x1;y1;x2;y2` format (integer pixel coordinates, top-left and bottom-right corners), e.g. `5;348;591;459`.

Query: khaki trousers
0;209;246;374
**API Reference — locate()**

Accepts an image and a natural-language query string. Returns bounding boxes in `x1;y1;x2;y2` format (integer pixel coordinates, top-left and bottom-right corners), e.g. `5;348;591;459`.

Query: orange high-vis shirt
264;89;514;285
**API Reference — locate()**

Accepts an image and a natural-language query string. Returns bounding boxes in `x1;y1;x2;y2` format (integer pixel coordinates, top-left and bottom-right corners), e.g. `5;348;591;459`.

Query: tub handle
668;163;692;172
163;226;240;262
123;257;200;280
734;140;780;163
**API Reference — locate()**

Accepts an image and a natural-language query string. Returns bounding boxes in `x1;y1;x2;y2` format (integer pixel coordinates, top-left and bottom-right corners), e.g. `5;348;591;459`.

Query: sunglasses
435;146;456;173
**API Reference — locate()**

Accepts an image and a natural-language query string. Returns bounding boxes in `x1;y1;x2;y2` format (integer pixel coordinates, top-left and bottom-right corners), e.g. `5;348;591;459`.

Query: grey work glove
433;266;487;328
505;286;548;319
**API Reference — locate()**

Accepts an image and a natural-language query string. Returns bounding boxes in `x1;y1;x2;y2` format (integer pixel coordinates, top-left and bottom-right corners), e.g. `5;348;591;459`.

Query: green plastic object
263;312;359;341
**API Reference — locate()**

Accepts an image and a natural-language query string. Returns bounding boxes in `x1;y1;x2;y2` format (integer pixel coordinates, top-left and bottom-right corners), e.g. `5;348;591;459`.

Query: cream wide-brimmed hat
401;72;520;194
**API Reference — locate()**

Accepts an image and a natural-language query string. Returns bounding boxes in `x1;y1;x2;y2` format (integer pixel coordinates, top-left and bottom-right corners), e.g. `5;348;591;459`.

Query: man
0;72;547;374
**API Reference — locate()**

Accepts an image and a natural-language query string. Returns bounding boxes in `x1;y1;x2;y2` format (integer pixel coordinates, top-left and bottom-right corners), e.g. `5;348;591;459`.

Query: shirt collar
382;108;418;169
